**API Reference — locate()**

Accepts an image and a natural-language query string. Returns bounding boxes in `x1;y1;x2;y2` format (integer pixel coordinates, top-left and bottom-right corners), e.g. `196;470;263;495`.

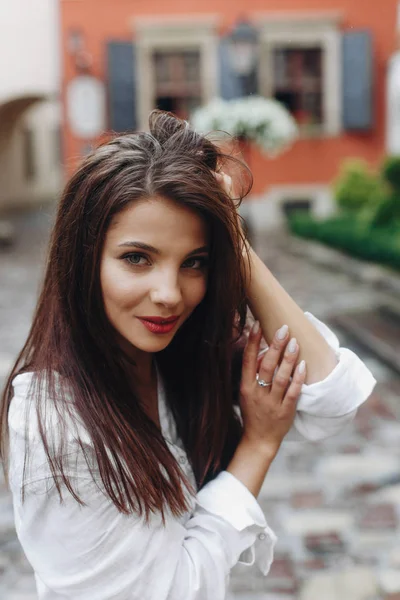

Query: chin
139;339;172;353
127;333;175;354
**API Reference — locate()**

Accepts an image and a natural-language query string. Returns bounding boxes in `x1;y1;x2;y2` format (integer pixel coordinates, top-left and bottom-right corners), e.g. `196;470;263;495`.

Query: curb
282;234;400;297
329;312;400;375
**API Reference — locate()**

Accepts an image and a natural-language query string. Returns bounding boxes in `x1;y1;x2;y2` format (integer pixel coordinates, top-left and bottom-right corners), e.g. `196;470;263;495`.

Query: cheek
100;260;143;312
183;275;207;310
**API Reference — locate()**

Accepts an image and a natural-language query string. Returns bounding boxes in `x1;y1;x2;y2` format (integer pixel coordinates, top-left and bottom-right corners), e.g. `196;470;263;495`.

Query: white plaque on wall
67;75;106;139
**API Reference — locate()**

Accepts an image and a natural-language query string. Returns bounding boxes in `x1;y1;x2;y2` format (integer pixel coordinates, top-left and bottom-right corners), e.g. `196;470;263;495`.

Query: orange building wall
60;0;399;195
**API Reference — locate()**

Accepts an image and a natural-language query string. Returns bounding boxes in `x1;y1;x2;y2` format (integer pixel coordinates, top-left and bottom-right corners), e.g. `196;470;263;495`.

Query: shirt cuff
300;312;376;415
196;471;277;574
292;312;376;440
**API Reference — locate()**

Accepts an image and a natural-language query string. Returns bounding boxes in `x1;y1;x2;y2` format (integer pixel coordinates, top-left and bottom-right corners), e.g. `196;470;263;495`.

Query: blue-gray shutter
107;41;137;132
218;38;243;99
342;30;373;130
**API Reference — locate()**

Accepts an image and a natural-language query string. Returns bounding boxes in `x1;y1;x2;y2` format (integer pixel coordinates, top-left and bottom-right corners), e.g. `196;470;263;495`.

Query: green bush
334;159;383;213
332;156;400;228
381;156;400;191
288;213;400;271
293;155;400;269
371;195;399;228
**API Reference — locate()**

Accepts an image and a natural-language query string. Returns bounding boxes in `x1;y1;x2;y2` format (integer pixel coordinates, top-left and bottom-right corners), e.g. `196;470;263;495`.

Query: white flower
191;96;298;156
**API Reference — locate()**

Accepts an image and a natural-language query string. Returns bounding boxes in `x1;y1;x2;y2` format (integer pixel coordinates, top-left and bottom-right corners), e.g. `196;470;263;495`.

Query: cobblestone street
1;210;400;599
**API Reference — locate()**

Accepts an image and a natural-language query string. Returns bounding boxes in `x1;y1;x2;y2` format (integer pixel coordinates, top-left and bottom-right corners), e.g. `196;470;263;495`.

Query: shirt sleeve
286;312;376;441
11;470;275;600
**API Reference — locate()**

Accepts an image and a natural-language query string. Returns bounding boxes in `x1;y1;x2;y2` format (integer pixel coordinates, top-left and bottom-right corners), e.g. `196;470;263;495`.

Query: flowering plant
191;96;298;156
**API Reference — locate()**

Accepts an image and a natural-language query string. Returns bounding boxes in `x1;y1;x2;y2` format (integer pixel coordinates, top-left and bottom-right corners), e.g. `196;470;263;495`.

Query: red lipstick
138;315;179;335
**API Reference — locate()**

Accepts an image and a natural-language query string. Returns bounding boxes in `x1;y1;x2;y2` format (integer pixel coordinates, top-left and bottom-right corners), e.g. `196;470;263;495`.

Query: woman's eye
124;253;149;266
182;257;208;270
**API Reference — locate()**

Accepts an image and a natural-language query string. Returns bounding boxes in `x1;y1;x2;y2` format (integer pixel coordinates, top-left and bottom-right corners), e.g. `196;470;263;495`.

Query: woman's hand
226;322;306;497
214;170;233;197
239;321;306;457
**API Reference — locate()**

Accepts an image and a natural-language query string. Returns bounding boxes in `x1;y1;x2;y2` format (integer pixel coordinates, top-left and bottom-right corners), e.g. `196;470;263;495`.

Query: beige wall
0;0;60;104
0;0;62;211
0;102;62;210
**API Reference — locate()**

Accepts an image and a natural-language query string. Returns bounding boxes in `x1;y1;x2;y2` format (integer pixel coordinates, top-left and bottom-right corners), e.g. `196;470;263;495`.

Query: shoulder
8;372;40;439
8;371;94;488
8;372;70;440
9;371;89;441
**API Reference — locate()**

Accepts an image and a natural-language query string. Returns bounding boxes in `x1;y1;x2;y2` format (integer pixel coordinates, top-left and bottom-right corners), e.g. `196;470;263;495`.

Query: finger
258;324;289;386
282;360;306;410
270;337;299;398
214;171;233;197
241;321;263;389
221;173;233;197
256;345;268;372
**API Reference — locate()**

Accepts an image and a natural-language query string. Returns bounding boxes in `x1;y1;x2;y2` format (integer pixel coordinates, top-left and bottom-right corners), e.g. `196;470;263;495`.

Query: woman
1;111;375;600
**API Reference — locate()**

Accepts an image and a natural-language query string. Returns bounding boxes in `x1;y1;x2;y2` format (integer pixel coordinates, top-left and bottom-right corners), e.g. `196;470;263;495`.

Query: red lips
140;316;179;324
138;315;180;335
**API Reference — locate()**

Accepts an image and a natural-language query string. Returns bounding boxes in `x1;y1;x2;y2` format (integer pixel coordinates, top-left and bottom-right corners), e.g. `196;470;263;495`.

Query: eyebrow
117;241;209;257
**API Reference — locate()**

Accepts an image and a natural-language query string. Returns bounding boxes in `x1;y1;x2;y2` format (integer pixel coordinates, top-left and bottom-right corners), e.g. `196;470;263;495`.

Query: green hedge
288;214;400;271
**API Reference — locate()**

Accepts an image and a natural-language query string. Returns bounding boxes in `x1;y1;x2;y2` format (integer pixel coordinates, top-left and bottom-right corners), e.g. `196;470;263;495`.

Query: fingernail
276;324;288;340
253;321;260;334
298;360;306;374
288;337;297;353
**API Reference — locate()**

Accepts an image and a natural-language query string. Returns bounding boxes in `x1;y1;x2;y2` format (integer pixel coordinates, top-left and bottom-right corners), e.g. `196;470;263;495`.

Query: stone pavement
229;233;400;599
1;211;400;599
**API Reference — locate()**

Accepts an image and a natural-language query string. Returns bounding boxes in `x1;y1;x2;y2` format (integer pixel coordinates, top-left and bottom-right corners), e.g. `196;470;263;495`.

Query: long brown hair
0;111;252;520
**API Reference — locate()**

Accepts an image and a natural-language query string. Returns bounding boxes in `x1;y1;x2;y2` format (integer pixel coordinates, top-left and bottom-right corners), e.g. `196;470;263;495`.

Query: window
152;49;202;119
134;16;219;130
257;12;342;136
272;47;323;128
22;128;35;181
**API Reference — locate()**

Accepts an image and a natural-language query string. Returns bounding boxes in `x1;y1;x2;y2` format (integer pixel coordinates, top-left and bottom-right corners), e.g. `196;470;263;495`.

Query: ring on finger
256;373;273;388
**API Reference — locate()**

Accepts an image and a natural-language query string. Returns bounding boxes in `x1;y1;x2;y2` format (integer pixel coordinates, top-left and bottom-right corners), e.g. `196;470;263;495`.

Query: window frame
133;15;220;130
256;11;343;137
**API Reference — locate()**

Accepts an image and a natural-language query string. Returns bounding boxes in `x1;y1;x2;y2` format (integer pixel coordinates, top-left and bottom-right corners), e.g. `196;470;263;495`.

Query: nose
149;269;182;308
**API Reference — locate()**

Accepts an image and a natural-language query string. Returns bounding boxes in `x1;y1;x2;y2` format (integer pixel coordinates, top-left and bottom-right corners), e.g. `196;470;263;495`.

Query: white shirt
8;313;376;600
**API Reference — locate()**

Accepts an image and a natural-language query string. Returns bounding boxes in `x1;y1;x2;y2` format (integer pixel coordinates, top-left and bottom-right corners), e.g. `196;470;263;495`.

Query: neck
117;336;154;387
133;353;155;387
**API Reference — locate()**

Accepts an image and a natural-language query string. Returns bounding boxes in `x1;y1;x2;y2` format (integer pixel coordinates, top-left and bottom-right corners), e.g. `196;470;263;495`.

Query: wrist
227;436;279;497
239;435;279;463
